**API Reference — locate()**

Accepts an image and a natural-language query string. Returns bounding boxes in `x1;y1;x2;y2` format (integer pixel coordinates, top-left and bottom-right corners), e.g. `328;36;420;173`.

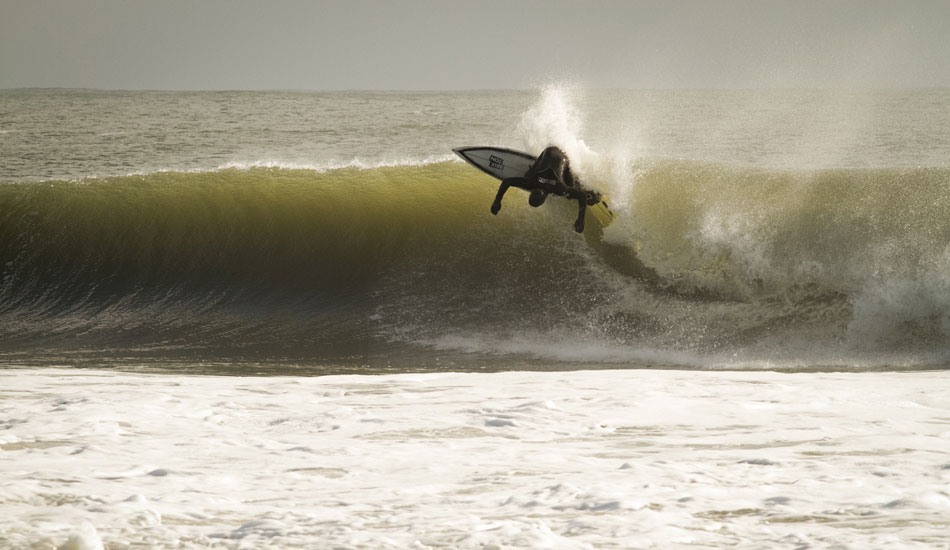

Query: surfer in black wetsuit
490;146;600;233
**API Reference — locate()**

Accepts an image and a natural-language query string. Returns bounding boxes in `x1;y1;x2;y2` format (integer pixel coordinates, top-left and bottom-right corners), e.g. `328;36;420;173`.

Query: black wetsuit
490;146;596;233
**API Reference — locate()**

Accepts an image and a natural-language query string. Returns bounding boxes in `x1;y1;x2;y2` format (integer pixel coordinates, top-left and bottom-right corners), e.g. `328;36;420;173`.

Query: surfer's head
528;189;548;208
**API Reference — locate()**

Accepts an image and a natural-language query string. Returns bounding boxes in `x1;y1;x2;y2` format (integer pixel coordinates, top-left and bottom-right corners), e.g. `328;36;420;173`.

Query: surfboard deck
453;146;616;228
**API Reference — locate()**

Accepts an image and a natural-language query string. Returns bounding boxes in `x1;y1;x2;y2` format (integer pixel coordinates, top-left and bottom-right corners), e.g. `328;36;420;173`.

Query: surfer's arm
490;180;510;215
562;188;587;232
492;177;525;215
574;197;586;233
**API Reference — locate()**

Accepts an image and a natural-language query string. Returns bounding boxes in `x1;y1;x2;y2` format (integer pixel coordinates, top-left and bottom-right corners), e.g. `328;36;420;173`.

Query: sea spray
516;84;641;212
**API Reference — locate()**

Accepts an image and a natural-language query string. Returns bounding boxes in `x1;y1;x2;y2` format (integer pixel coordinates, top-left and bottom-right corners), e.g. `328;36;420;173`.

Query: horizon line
4;85;950;94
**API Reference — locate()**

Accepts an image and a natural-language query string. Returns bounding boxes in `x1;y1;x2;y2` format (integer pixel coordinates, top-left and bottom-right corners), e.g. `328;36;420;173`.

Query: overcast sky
2;0;949;90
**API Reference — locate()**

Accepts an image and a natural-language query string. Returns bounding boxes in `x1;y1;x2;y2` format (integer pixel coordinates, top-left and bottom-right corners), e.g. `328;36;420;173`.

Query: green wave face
3;161;950;370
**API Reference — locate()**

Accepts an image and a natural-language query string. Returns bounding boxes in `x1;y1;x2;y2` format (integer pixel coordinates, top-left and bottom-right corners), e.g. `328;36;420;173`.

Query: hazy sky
2;0;949;90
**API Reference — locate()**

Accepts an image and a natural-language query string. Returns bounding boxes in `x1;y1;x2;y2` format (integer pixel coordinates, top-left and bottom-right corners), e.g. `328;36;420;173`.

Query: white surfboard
452;146;537;181
452;146;617;228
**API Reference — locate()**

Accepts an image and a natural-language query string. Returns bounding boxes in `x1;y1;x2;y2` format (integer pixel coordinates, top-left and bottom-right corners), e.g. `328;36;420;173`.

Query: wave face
2;162;950;371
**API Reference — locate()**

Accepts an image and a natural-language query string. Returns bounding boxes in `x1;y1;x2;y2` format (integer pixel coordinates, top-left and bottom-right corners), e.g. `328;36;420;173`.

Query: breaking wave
2;160;950;372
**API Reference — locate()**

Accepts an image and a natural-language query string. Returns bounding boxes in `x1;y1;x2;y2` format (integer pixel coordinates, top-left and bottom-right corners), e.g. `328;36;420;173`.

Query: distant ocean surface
3;87;950;374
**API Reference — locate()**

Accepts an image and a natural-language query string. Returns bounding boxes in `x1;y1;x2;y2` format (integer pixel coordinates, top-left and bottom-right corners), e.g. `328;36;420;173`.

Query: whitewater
3;368;949;549
2;86;950;548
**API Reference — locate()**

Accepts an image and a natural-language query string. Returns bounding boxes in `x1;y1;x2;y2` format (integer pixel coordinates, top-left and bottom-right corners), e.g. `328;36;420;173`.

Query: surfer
489;146;599;233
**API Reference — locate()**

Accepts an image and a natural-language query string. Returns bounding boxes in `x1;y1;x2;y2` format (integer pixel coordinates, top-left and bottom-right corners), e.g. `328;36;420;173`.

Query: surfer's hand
491;201;501;215
574;218;585;233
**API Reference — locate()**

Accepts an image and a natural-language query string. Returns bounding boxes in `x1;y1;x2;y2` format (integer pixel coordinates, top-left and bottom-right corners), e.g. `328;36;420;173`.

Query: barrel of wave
0;163;574;296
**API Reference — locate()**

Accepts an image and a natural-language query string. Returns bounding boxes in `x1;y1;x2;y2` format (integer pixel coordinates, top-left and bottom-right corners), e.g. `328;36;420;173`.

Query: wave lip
215;154;459;173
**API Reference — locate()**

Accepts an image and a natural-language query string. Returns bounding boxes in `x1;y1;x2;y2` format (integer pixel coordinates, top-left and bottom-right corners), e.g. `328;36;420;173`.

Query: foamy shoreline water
2;368;948;549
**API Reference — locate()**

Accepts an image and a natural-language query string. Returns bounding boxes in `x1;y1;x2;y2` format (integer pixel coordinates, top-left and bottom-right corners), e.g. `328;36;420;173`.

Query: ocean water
3;87;950;549
3;87;950;372
2;368;948;550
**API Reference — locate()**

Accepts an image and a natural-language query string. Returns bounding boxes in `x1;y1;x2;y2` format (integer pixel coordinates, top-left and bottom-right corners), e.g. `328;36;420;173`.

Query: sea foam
2;368;948;549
